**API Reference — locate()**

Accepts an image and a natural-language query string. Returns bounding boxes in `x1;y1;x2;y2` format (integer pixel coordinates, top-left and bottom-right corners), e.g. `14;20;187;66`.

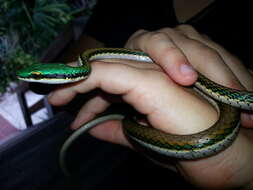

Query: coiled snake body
17;48;253;165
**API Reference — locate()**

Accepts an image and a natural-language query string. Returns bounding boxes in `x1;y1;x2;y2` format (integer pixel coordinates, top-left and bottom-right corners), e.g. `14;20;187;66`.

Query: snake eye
31;71;42;79
31;71;41;75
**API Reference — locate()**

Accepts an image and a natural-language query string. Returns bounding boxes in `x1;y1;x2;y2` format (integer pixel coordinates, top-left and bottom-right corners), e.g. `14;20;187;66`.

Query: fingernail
180;64;195;75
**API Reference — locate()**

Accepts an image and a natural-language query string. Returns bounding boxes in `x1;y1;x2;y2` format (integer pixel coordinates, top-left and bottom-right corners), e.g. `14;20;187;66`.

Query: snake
17;48;253;167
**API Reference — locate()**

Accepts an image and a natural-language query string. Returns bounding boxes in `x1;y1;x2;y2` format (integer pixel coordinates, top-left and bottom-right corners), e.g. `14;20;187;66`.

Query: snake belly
17;48;253;160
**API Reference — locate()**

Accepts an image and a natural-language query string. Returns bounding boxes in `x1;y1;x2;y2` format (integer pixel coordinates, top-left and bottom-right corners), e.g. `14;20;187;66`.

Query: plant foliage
0;0;81;93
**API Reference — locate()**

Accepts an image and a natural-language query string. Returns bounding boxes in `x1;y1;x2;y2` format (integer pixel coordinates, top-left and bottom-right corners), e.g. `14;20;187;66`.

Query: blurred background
0;0;96;138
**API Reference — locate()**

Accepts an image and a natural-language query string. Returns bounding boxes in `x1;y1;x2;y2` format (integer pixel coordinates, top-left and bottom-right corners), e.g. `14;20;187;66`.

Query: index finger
125;29;198;86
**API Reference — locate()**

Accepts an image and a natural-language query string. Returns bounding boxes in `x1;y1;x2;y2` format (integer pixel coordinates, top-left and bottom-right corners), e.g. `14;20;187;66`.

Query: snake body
17;48;253;161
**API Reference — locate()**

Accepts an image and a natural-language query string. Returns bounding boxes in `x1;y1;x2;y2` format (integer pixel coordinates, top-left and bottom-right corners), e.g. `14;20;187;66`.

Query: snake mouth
18;73;89;84
29;73;85;80
24;72;87;80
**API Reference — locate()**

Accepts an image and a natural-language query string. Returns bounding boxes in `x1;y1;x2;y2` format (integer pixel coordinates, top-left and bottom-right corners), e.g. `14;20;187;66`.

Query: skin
48;25;253;189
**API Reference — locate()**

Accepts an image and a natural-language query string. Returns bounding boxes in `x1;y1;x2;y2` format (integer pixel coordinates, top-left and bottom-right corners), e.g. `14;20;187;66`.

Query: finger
165;26;243;89
47;82;79;106
49;61;217;135
88;120;131;147
176;25;253;90
125;29;198;86
70;95;111;129
125;29;149;46
175;25;253;128
48;61;158;106
101;59;161;71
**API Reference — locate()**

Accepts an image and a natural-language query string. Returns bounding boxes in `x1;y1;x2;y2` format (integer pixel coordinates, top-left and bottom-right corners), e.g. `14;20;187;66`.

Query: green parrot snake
17;48;253;168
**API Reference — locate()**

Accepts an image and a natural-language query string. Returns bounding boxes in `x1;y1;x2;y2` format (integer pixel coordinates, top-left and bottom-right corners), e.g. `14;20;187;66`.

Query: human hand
124;25;253;189
48;25;253;189
125;25;253;128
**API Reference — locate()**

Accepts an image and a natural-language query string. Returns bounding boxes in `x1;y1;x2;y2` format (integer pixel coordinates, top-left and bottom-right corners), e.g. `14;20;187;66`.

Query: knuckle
137;29;148;33
126;29;150;49
176;24;196;31
132;29;148;37
160;46;179;58
149;31;168;43
200;45;219;58
176;24;200;37
158;27;174;33
190;40;219;57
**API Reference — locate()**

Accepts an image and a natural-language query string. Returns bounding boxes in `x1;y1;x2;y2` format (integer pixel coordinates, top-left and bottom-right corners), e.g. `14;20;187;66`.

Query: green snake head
17;63;91;84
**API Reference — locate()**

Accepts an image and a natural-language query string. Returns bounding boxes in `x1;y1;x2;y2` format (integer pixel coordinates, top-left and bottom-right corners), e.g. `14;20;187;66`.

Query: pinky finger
89;119;131;147
70;95;111;129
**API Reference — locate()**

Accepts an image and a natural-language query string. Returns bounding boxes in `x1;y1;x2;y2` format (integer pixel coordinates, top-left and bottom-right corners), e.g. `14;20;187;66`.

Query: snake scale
17;48;253;164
